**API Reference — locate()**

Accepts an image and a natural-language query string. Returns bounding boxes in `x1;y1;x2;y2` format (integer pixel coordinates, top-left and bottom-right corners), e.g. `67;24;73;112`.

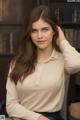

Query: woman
6;5;80;120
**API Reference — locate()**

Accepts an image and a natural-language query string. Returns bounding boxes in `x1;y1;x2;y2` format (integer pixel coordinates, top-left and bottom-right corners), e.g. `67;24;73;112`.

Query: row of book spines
54;7;80;24
0;33;14;54
64;29;80;49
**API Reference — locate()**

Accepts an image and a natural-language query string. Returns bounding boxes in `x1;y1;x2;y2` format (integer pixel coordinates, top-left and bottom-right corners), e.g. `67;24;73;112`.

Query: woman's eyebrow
41;27;49;30
31;26;49;31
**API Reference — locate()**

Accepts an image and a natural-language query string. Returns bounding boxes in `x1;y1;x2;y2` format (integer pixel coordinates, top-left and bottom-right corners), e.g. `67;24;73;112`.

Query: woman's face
30;18;54;51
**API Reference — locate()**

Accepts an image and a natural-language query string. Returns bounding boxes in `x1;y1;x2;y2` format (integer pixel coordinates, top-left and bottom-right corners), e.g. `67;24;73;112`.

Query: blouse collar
38;49;59;64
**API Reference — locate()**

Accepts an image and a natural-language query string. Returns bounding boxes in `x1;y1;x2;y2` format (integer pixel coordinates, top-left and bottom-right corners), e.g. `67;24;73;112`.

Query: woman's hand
57;26;66;46
38;115;49;120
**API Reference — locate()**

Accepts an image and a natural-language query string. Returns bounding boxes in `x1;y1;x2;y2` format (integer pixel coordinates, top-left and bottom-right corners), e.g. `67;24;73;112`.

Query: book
64;28;80;49
0;33;12;54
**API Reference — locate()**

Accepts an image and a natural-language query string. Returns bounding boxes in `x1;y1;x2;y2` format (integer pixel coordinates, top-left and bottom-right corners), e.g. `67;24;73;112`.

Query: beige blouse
6;40;80;120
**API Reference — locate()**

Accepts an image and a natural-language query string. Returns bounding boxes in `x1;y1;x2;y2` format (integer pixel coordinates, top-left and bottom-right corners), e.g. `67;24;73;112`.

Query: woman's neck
37;47;53;63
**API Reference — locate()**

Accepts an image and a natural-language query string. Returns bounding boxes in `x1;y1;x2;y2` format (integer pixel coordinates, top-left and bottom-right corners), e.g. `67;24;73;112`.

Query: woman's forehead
32;19;51;29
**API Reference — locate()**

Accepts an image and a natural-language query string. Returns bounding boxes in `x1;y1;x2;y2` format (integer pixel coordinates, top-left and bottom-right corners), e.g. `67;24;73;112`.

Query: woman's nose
37;31;43;38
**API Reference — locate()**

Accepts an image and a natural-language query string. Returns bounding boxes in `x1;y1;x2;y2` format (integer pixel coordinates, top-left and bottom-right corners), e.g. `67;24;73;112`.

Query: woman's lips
37;40;46;43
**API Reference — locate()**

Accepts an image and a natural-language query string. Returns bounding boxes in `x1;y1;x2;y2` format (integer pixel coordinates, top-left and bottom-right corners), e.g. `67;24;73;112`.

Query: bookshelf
0;0;37;55
38;0;80;51
0;24;22;55
0;0;23;55
49;2;80;51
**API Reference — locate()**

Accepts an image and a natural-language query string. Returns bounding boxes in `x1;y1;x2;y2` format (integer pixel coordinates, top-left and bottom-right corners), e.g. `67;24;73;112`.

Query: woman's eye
42;28;49;32
31;29;37;33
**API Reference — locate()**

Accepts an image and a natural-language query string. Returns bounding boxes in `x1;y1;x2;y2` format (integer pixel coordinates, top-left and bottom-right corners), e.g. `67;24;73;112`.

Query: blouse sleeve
59;40;80;74
6;67;41;120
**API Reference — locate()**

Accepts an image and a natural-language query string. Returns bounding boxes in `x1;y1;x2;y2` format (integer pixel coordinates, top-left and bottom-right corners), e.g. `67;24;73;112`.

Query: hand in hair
56;26;66;46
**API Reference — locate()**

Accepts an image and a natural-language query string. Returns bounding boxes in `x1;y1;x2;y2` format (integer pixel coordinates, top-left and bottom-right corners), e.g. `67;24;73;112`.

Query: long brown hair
10;5;60;84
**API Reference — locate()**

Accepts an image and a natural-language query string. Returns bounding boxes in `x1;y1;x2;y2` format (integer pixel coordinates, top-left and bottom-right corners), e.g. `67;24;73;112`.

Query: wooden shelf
61;23;80;29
